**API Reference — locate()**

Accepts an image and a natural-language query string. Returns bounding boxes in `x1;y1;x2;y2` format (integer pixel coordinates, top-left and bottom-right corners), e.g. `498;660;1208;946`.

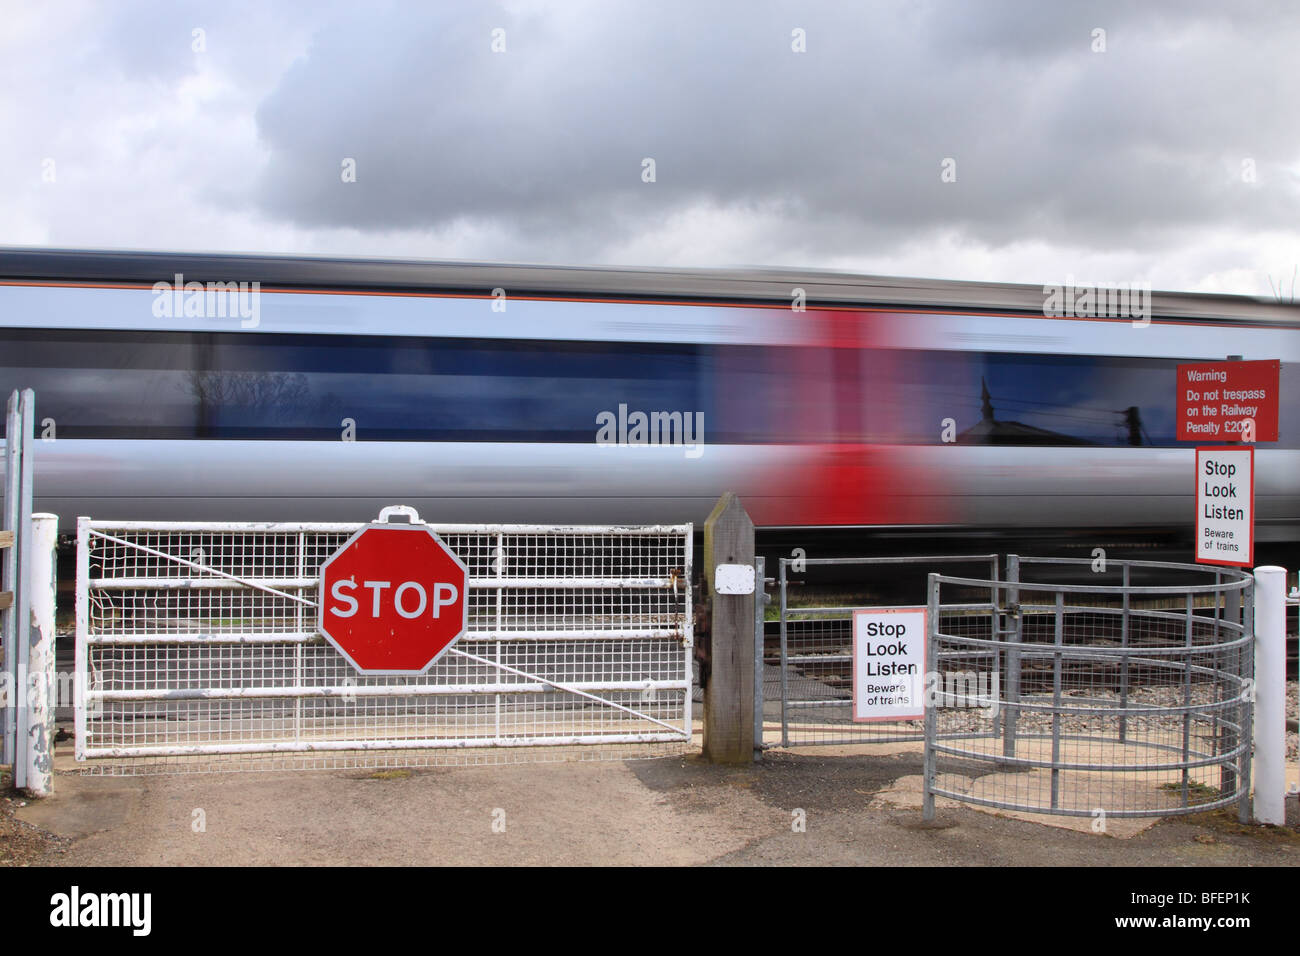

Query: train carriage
0;249;1295;551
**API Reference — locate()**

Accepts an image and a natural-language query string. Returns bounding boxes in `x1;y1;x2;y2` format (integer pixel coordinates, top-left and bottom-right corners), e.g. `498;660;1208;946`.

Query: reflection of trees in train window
890;351;1188;447
963;353;1180;446
190;370;327;435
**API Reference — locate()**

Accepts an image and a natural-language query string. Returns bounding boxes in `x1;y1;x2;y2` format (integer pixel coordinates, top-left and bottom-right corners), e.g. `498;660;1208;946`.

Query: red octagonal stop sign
317;522;469;674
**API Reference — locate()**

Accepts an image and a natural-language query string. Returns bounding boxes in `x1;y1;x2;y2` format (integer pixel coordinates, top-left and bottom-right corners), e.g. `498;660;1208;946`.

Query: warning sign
852;607;926;721
1177;359;1279;442
1195;446;1254;567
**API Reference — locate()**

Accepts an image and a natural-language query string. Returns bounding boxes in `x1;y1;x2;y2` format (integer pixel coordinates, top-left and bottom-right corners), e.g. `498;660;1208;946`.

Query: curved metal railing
922;556;1254;821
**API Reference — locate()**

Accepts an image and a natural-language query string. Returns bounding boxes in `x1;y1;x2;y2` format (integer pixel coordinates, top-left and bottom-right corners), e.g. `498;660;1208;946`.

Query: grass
1159;779;1221;801
1182;808;1300;842
367;769;412;780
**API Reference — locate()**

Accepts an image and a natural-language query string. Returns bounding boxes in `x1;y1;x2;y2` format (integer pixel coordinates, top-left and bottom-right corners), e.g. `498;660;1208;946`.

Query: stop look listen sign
318;513;470;675
852;607;927;721
1196;446;1254;567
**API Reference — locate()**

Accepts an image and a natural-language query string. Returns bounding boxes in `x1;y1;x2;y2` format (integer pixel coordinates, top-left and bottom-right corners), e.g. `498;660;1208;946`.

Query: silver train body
0;249;1296;540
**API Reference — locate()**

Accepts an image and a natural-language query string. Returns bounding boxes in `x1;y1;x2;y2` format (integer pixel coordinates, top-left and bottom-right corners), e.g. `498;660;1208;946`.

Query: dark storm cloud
248;0;1300;263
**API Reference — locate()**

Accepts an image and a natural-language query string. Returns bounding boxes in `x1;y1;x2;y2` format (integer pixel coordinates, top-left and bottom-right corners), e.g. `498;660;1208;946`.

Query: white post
1252;565;1286;825
23;513;57;797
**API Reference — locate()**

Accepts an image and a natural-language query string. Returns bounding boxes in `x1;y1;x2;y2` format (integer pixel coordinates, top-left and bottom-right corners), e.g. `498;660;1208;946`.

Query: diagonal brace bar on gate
449;647;686;736
88;530;317;608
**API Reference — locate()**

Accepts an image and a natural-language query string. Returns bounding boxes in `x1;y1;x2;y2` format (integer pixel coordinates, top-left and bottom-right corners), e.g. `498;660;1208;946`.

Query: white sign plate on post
714;564;755;595
1195;446;1254;568
852;607;927;722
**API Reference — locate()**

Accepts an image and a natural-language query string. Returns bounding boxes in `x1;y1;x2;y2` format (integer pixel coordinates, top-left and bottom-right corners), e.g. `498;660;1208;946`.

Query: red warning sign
1176;360;1279;442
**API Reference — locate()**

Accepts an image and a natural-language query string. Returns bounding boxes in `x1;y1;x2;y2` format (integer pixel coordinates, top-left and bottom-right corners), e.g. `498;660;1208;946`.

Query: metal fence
75;516;693;773
923;556;1254;820
1;389;34;770
765;554;1000;747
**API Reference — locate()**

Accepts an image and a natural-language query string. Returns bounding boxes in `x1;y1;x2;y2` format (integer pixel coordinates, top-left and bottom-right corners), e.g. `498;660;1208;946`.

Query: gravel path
8;749;1298;867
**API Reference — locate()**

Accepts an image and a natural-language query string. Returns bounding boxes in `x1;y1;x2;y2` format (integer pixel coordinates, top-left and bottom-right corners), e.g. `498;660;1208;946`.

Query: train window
891;350;1197;446
0;330;705;442
706;345;837;444
834;348;1279;447
957;352;1183;446
197;336;704;441
0;331;204;437
0;328;1290;449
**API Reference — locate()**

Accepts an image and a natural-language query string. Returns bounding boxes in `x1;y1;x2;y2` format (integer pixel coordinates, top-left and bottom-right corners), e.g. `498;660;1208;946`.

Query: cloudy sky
2;0;1297;296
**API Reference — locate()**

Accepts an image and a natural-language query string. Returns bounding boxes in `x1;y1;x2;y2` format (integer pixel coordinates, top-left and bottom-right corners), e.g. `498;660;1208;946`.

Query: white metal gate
75;515;692;772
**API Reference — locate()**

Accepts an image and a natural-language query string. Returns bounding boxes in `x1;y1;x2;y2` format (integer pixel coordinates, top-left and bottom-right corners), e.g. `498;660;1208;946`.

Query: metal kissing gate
765;554;1001;748
763;550;1256;821
75;515;693;772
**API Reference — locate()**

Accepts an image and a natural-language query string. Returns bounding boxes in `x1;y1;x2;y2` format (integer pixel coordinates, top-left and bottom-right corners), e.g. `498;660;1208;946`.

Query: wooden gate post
702;492;755;763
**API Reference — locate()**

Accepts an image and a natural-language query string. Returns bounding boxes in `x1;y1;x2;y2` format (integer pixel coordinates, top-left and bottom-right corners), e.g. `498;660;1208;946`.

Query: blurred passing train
0;249;1296;548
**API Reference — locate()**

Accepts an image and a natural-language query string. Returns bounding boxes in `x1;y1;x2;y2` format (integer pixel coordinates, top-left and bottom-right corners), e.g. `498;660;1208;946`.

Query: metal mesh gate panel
75;519;692;773
768;555;999;747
